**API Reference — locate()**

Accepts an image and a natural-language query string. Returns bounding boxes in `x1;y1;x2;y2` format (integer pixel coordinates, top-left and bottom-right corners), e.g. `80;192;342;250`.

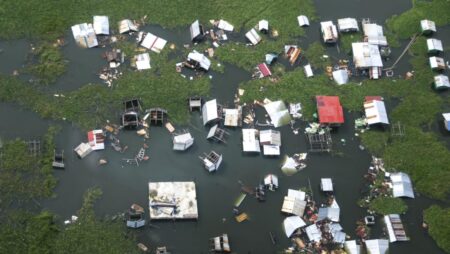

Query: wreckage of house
173;131;194;151
320;21;338;43
118;19;138;34
190;20;205;42
200;150;223;172
138;32;167;53
71;23;98;48
93;16;109;35
364;98;389;125
186;51;211;71
263;100;292;128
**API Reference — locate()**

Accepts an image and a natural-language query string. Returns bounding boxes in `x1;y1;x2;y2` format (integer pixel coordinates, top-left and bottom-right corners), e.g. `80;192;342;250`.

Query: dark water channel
0;0;448;253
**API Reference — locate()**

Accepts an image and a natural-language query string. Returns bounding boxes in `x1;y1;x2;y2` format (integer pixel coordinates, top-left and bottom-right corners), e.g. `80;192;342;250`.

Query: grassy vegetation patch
27;43;67;84
368;196;408;215
424;205;450;253
387;0;450;39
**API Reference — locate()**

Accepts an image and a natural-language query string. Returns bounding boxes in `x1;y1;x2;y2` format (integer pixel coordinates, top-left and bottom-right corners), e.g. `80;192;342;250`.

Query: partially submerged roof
118;19;138;34
148;182;198;220
338;18;359;32
365;239;389;254
384;214;409;242
71;23;98;48
202;99;219;125
421;19;436;33
390;172;414;198
352;42;383;68
283;216;306;238
258;19;269;31
316;96;344;124
134;53;151;70
138;32;167;53
434;75;450;89
93;16;109;35
321;178;333;192
263;100;292;128
187;51;211;71
242;129;260;153
218;19;234;31
427;38;443;52
259;129;281;146
345;240;362;254
305;224;322;242
320;21;338;43
332;69;349;85
246;28;262;45
363;23;387;46
364;100;389;125
297;15;310;27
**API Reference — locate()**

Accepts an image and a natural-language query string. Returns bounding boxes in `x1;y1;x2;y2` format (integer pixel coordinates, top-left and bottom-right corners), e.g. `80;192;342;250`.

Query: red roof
364;96;383;102
316;96;344;124
258;63;272;77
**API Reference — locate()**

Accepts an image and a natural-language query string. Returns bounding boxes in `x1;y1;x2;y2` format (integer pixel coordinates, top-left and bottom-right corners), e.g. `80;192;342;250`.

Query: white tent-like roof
242;129;260;152
390;172;414;198
365;239;389;254
71;23;98;48
345;240;362;254
187;51;211;71
134;53;151;70
338;18;359;32
264;100;292;128
363;23;387;46
352;42;383;68
202;99;219;125
283;216;306;238
258;19;269;31
427;38;443;52
297;15;310;27
333;69;349;85
245;28;262;45
93;16;109;35
364;100;389;125
139;32;167;53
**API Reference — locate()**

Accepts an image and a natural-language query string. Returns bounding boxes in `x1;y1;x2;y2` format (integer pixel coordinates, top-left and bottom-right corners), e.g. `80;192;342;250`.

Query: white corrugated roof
365;239;389;254
363;23;387;46
264;100;292;128
338;18;359;32
352;42;383;68
139;32;167;53
93;16;109;35
305;224;322;242
118;19;138;34
245;28;261;45
259;129;281;146
259;19;269;31
364;100;389;125
345;240;361;254
242;129;260;152
333;69;349;85
429;56;445;69
71;23;98;48
427;38;443;52
218;19;234;31
390;172;414;198
421;19;436;32
190;20;202;40
321;178;333;192
283;216;306;238
202;99;219;125
297;15;310;27
434;75;450;88
135;53;151;70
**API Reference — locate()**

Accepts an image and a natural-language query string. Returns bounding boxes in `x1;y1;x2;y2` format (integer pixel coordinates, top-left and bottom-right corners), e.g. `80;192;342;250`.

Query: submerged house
443;113;450;131
87;130;105;150
173;131;194;151
118;19;138;34
190;20;205;42
427;38;443;54
186;51;211;71
384;214;409;242
148;181;198;220
138;32;167;53
259;129;281;156
201;150;223;172
71;23;98;48
242;129;260;153
210;234;231;253
316;96;344;126
134;53;151;70
433;75;450;90
258;19;269;33
421;19;436;35
363;23;388;46
352;42;383;79
429;56;446;71
263;100;292;128
389;172;414;198
365;239;389;254
202;99;220;126
337;18;359;33
364;98;389;125
245;28;262;45
283;216;306;238
93;16;109;35
297;15;310;27
320;21;338;43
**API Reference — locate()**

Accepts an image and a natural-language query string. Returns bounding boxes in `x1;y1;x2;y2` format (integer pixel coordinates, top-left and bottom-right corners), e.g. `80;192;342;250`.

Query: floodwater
0;0;448;253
